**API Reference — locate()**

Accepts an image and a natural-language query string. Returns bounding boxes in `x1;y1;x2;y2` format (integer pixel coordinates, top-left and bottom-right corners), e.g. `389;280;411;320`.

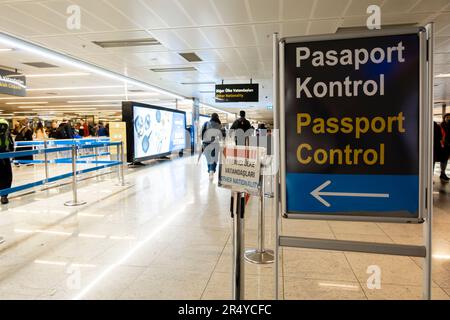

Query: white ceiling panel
247;0;280;22
410;0;450;13
41;0;114;33
281;21;308;37
211;0;250;24
174;28;212;49
216;48;242;63
226;25;257;47
434;12;450;35
312;0;351;19
195;50;223;63
70;0;139;30
106;0;167;29
177;0;222;26
201;27;235;47
308;19;340;35
344;0;383;17
381;0;420;13
254;23;281;45
148;29;191;50
236;47;260;60
140;0;193;28
282;0;315;20
0;4;65;35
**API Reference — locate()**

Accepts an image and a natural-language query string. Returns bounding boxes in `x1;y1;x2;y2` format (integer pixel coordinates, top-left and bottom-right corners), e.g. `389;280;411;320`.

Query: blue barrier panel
0;161;121;197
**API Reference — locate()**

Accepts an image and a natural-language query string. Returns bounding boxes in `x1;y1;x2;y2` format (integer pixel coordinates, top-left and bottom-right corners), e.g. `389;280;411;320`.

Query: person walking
230;110;254;146
0;119;14;205
201;113;224;181
439;114;450;183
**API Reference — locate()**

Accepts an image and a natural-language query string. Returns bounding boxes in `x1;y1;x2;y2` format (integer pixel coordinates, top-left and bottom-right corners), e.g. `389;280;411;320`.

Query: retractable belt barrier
0;140;124;198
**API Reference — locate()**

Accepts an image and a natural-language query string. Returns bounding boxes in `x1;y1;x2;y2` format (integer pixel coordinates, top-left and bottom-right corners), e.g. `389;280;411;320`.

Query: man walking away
202;113;224;181
230;110;253;145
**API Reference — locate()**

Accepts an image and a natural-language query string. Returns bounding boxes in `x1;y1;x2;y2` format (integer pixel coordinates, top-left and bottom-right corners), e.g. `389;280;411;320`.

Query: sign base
244;249;275;264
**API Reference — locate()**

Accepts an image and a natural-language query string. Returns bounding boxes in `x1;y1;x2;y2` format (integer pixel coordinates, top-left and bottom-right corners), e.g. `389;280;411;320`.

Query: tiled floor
0;157;449;300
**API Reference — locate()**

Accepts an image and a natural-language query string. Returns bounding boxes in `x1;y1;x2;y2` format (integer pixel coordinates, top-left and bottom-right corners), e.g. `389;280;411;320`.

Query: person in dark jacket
202;113;224;180
438;114;450;182
230;110;254;145
0;119;14;204
14;118;34;166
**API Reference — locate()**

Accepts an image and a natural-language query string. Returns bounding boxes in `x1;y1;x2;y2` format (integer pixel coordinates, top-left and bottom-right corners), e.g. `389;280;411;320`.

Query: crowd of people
0;117;111;205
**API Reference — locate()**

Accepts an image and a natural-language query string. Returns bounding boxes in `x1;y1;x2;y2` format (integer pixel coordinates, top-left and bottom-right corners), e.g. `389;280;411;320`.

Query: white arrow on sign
310;180;390;208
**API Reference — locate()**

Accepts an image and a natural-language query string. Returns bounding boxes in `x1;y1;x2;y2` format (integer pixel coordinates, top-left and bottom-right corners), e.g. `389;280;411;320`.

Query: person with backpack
14;118;34;166
0;119;14;204
438;114;450;183
56;119;74;140
230;110;254;145
201;113;224;180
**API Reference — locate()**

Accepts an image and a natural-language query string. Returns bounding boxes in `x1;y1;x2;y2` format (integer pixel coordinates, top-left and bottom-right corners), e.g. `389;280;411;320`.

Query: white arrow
310;180;390;208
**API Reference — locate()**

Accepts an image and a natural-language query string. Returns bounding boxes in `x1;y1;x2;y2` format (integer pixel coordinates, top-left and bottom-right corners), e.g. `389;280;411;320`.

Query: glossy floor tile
0;157;450;300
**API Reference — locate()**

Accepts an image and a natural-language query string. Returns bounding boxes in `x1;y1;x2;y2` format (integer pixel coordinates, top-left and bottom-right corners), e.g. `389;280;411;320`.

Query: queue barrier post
244;164;274;265
231;191;246;300
120;142;126;186
64;145;87;207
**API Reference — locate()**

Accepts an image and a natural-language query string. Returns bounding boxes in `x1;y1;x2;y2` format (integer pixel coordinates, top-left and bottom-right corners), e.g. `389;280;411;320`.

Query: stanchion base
0;237;5;245
244;249;275;264
64;200;87;207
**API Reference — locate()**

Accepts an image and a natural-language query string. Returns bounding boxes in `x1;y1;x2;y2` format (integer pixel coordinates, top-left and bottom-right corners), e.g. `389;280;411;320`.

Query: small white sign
219;146;266;195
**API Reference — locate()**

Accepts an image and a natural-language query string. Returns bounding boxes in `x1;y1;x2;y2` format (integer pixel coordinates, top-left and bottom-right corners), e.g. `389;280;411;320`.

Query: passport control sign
280;28;430;222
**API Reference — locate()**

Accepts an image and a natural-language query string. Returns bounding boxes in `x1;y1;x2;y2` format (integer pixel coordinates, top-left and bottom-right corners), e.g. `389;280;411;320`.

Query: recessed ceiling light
28;85;124;92
25;72;91;78
150;67;197;73
6;102;49;105
0;92;159;101
181;81;216;85
436;74;450;78
23;62;59;68
0;48;13;52
93;38;161;48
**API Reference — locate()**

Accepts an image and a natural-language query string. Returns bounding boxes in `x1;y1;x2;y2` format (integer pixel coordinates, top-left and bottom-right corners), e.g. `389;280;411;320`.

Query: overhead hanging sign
219;146;265;195
281;28;428;222
0;69;26;97
215;84;259;103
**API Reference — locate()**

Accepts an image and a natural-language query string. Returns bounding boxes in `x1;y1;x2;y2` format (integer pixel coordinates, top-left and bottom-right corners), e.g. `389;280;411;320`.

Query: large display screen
122;102;186;162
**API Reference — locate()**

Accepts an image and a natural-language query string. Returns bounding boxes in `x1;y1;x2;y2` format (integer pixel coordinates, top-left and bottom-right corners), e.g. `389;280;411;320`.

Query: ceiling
0;0;450;122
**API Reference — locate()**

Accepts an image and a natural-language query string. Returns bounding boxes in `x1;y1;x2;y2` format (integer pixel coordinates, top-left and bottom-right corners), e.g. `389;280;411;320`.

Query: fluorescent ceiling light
0;48;13;52
0;32;185;100
67;99;158;104
0;92;159;101
26;105;118;109
28;85;125;92
436;73;450;78
25;72;91;78
6;101;49;105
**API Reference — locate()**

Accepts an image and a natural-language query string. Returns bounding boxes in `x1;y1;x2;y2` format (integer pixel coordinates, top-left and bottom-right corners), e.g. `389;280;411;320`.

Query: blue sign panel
282;31;423;221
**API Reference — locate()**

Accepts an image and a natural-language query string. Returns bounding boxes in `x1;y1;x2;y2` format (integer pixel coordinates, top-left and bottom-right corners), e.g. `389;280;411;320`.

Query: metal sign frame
273;24;434;300
279;26;431;224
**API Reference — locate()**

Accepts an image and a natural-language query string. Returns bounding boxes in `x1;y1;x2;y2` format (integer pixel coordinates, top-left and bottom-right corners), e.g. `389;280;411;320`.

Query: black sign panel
0;69;26;97
282;31;424;219
215;84;259;103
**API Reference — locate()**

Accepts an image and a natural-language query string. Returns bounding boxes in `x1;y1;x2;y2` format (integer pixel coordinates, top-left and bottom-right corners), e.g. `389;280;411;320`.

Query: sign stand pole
272;32;281;300
244;169;274;264
231;191;246;300
423;23;434;300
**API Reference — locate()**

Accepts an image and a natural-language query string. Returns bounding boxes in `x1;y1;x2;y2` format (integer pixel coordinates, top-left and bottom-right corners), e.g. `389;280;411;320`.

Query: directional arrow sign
311;180;390;208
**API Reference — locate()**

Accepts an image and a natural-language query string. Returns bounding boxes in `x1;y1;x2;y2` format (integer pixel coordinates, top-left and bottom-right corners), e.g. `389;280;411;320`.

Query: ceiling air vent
23;62;59;68
93;38;161;48
179;52;202;62
128;89;145;93
150;67;197;73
